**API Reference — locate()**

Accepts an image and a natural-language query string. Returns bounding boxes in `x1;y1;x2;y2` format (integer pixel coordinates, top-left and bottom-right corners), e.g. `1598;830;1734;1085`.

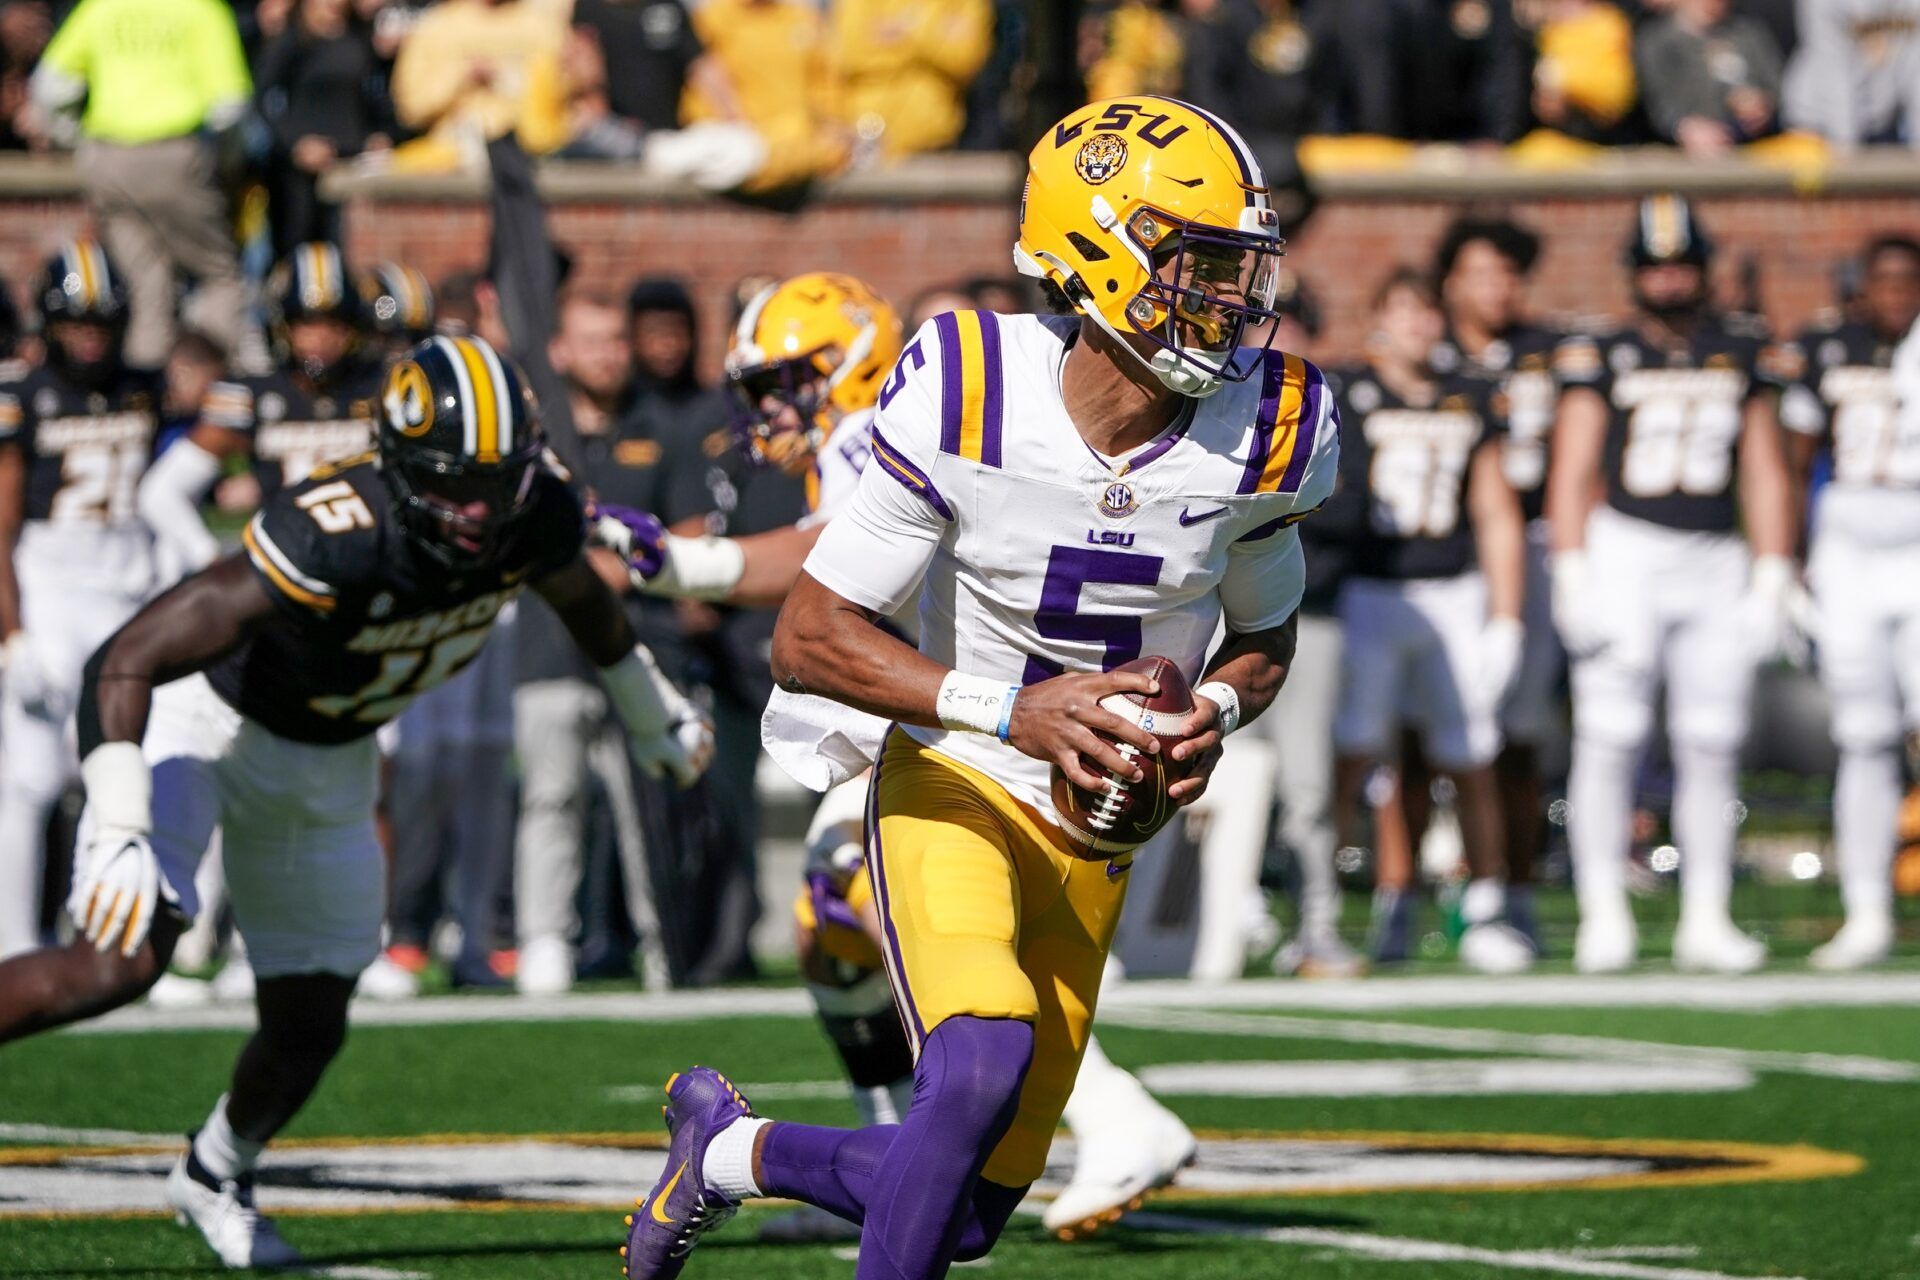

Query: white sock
1568;737;1637;924
1460;878;1506;928
1671;742;1740;930
1834;746;1901;927
191;1095;264;1182
701;1115;768;1201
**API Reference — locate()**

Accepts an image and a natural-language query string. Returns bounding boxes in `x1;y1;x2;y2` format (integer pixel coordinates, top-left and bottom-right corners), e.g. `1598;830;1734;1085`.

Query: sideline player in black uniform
1547;195;1796;974
0;239;162;961
1326;268;1530;971
1431;216;1562;943
0;334;712;1268
1780;235;1920;969
139;243;386;576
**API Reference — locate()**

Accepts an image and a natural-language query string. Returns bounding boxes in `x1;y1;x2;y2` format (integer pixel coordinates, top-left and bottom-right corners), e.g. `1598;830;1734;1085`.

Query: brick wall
3;183;1913;370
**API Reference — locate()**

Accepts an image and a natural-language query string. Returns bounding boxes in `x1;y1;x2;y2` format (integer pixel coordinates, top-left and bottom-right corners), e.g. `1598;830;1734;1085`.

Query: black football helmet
378;334;544;567
1626;193;1714;269
36;238;128;384
360;261;436;347
268;242;364;379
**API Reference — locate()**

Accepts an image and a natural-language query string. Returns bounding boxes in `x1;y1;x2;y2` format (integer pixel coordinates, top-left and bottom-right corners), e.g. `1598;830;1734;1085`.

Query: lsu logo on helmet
1075;133;1128;185
1015;96;1286;399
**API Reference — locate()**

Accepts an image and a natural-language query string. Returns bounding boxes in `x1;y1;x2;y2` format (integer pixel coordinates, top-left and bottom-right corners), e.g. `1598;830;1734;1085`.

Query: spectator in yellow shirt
684;0;849;190
390;0;572;165
1530;0;1637;143
829;0;993;159
1081;0;1183;102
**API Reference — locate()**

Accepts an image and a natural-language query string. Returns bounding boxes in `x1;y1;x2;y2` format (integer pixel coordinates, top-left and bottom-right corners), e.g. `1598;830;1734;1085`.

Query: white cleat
166;1153;303;1270
355;955;420;1001
1274;930;1367;979
1459;922;1535;975
757;1203;863;1243
516;934;573;997
1672;918;1767;974
1809;918;1894;972
146;973;214;1010
1574;912;1638;974
1042;1097;1197;1240
210;959;256;1003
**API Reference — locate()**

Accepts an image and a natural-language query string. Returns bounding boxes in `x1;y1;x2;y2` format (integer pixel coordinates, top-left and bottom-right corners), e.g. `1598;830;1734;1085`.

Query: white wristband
1195;680;1241;736
643;534;747;603
81;741;152;835
936;670;1020;742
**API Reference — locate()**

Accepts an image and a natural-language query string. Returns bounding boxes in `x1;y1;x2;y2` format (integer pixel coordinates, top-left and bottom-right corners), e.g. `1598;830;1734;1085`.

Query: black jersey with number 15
1553;317;1782;534
206;455;586;745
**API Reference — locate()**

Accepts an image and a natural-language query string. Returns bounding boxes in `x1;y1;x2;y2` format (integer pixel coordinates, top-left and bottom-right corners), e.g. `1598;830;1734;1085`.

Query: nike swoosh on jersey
650;1161;687;1225
1177;505;1230;526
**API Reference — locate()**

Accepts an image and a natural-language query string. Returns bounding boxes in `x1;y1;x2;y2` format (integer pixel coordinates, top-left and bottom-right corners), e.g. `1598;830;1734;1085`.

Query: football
1050;655;1201;856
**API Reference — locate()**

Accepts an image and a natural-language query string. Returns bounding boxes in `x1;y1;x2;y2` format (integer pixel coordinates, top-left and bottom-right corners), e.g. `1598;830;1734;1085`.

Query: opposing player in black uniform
140;243;386;577
1326;269;1530;971
1781;235;1920;969
0;334;711;1268
1547;195;1797;974
1431;216;1562;944
0;240;161;961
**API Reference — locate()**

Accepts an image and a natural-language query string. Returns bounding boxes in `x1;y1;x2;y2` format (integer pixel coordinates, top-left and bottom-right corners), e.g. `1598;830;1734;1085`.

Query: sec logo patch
1099;480;1137;518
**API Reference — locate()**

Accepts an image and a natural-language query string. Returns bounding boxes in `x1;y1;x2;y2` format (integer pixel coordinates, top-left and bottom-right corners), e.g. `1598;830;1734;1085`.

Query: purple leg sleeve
856;1016;1032;1280
753;1016;1035;1277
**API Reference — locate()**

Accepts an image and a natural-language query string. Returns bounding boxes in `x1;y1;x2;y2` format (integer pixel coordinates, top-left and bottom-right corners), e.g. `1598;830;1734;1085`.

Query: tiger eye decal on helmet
383;360;435;437
1075;133;1128;185
1015;95;1286;399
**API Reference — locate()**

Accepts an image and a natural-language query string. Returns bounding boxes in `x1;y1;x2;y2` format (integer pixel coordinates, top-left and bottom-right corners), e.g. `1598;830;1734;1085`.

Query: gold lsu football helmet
1015;96;1285;398
725;272;904;474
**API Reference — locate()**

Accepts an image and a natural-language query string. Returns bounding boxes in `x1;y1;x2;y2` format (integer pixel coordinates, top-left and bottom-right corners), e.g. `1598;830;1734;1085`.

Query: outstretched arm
79;557;277;754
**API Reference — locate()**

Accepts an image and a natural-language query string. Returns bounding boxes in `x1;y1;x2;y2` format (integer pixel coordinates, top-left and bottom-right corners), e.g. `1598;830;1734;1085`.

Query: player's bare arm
0;442;24;640
1167;615;1298;803
531;550;641;665
1468;439;1527;620
1546;385;1608;555
78;557;277;753
772;569;1162;793
1738;395;1797;560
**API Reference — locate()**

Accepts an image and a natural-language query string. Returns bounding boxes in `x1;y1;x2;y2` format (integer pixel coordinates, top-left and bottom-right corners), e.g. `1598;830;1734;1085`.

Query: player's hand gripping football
1006;668;1163;793
71;830;167;958
1168;693;1225;806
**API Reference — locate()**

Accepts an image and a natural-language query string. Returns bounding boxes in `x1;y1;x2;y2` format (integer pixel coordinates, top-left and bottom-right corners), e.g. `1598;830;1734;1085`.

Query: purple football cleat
622;1067;755;1279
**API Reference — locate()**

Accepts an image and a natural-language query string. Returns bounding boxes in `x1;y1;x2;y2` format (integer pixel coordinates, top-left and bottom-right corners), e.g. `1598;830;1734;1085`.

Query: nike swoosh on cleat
1177;505;1229;526
650;1162;686;1225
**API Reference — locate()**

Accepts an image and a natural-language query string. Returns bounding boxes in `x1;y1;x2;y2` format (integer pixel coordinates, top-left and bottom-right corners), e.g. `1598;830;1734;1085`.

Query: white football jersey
800;407;876;528
804;310;1338;816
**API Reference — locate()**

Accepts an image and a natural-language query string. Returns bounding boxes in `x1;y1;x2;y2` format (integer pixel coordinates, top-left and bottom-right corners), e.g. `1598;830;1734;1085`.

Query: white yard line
1098;1006;1920;1083
69;971;1920;1037
296;1268;429;1280
1127;1213;1804;1280
0;1122;180;1145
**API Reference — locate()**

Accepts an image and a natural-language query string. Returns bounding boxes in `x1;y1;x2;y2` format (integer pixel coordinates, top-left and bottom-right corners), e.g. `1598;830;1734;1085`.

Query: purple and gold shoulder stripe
870;428;955;520
932;310;1005;469
1237;350;1326;498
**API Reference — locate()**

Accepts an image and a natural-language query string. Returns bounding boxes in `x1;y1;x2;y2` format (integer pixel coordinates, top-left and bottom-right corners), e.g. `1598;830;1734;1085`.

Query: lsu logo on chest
347;587;517;653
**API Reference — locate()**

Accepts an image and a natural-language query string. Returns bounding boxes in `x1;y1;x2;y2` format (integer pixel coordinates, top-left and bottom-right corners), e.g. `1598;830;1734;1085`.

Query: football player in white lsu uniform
1780;235;1920;970
596;272;1198;1241
0;240;162;960
618;96;1336;1280
1547;195;1797;973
